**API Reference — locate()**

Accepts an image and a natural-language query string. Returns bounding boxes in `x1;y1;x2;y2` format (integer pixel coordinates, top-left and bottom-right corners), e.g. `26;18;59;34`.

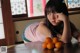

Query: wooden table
7;41;80;53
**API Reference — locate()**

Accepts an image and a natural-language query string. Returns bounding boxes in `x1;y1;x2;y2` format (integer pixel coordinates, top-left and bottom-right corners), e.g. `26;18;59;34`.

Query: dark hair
45;0;68;17
44;0;77;37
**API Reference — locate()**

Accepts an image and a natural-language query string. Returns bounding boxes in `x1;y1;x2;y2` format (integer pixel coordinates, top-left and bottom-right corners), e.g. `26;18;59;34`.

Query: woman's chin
52;24;57;26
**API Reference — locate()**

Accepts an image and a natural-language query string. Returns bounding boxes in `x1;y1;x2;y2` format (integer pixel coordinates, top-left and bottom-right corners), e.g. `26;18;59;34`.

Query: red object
42;0;46;13
30;0;33;16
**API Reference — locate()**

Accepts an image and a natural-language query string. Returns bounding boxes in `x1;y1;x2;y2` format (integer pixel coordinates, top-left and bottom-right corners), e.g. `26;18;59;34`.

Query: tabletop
7;41;80;53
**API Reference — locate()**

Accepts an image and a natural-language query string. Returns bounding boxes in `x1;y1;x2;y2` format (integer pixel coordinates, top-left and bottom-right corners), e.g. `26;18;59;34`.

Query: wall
69;14;80;30
14;14;80;42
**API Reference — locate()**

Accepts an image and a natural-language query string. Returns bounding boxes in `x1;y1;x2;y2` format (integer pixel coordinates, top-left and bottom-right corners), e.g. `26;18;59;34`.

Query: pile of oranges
42;37;63;49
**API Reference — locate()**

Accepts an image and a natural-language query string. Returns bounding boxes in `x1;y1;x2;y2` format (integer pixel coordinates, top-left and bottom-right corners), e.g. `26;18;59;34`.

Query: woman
23;0;80;43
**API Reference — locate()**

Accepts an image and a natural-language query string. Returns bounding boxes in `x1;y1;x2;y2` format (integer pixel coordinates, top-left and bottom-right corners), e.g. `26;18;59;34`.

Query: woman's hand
55;13;69;22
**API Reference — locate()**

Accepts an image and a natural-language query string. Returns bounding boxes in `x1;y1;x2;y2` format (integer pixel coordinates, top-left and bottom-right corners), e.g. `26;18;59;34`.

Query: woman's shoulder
38;21;47;29
36;21;51;36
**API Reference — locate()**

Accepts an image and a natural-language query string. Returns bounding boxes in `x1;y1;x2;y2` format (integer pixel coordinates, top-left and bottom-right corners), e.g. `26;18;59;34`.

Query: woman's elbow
61;37;72;43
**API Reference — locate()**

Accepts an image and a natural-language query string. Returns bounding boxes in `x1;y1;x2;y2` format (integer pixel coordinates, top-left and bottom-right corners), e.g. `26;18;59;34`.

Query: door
0;0;15;46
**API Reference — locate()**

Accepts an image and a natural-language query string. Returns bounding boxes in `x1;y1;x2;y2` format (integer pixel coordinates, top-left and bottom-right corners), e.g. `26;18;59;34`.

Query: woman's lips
52;21;56;23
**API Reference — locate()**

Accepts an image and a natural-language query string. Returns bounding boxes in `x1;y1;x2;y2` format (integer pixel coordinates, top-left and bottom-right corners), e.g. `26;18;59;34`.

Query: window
64;0;80;15
0;0;5;39
10;0;27;15
68;0;80;9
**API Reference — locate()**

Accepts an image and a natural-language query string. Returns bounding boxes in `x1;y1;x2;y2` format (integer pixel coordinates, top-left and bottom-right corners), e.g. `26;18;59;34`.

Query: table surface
7;41;80;53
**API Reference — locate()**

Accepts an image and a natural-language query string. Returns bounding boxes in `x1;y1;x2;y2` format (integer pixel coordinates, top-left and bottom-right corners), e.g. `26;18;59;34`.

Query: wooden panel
0;39;6;46
0;0;15;46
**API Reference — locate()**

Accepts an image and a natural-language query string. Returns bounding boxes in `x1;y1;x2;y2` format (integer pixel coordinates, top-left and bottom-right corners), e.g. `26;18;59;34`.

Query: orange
55;42;62;49
47;42;54;49
45;37;52;43
52;37;58;44
42;42;47;49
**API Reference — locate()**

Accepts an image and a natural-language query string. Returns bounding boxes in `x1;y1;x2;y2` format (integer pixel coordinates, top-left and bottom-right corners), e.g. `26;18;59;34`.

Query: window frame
0;0;15;46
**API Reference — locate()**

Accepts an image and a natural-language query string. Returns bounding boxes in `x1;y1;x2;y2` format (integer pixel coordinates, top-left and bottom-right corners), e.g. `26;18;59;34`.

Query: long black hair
44;0;77;37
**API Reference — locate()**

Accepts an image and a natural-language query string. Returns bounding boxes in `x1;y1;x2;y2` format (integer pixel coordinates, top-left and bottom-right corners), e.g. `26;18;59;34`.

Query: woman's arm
56;13;72;43
61;18;72;43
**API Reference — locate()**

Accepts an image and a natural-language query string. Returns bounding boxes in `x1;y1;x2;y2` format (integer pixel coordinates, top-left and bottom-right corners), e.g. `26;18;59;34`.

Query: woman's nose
52;15;56;19
52;17;56;21
53;14;59;20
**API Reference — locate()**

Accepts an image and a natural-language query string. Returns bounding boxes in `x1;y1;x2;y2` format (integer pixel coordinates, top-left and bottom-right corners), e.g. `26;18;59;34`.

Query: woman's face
47;12;61;26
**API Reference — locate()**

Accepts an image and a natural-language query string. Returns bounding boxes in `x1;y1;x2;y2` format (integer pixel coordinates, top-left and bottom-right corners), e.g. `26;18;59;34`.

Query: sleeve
24;23;40;42
72;30;80;39
70;22;80;39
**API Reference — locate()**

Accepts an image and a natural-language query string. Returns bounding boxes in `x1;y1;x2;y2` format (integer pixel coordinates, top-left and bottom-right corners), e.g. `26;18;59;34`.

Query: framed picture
26;0;49;17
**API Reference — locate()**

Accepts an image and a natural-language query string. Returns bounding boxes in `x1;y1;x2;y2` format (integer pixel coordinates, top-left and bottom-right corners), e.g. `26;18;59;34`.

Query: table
7;41;80;53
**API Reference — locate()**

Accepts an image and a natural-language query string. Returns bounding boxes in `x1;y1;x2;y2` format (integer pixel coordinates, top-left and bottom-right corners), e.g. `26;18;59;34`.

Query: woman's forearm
61;18;72;43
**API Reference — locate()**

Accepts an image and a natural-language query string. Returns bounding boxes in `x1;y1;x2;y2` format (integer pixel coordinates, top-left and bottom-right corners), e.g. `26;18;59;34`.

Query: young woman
23;0;80;43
